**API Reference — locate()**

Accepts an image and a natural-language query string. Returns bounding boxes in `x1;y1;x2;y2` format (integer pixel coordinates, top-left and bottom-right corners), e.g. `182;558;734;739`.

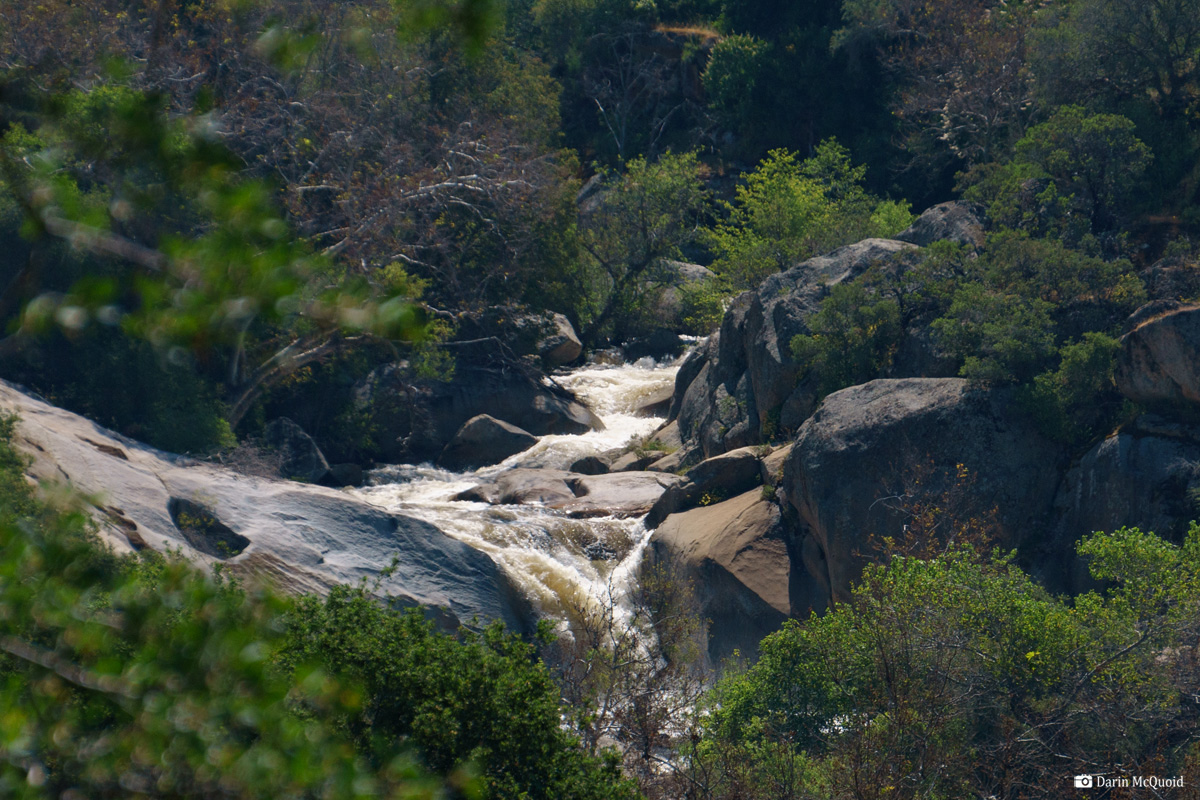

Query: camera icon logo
1075;775;1094;788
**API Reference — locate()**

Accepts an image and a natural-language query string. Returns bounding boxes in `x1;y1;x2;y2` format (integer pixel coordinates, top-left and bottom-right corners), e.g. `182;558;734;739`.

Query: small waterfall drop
352;356;681;623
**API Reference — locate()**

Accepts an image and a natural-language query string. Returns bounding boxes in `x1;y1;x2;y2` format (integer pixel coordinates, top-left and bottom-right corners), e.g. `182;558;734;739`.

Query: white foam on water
352;355;684;622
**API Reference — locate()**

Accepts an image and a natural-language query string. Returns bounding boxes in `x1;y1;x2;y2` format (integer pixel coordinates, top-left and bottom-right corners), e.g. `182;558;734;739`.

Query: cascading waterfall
352;356;681;625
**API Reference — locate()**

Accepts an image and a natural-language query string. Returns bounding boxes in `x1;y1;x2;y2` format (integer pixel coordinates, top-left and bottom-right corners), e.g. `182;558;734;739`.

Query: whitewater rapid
352;356;681;624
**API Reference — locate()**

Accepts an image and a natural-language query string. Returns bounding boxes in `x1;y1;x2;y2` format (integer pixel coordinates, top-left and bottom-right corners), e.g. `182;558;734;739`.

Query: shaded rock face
354;363;602;463
454;306;581;368
2;381;532;634
264;417;330;483
894;200;986;248
1049;420;1200;593
783;378;1062;604
437;415;537;471
1115;304;1200;409
677;239;918;458
167;497;251;558
624;330;687;362
650;489;825;663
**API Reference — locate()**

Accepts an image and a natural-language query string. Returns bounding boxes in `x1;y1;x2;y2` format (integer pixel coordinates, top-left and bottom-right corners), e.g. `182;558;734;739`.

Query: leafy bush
789;282;902;398
0;418;635;799
692;530;1200;799
928;232;1144;386
1023;331;1125;444
931;284;1056;383
707;142;912;291
961;106;1152;236
277;589;637;800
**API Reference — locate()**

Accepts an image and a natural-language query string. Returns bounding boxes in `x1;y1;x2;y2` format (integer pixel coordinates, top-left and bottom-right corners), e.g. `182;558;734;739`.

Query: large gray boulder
783;378;1062;603
1048;417;1200;592
437;414;538;471
677;239;918;458
538;313;583;368
645;445;764;528
1115;303;1200;408
264;417;330;483
1;381;532;634
650;489;824;662
894;200;986;248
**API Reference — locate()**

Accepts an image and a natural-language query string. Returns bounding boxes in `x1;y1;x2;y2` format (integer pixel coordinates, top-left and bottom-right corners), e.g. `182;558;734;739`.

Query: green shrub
789;282;902;397
707;142;912;291
693;529;1200;799
1022;331;1123;444
277;589;637;800
0;418;634;800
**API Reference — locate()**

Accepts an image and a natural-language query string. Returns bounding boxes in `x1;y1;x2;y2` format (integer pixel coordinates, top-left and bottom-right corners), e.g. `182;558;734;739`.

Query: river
352;355;682;625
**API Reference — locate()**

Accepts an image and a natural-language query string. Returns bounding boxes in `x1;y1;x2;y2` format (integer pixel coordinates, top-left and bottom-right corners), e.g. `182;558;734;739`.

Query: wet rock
494;469;577;505
460;468;684;518
560;472;686;518
894;200;986;248
634;384;675;417
437;414;538;471
2;381;532;634
624;330;687;362
323;462;365;488
650;489;823;662
1115;303;1200;409
264;417;330;483
583;540;619;561
784;378;1061;604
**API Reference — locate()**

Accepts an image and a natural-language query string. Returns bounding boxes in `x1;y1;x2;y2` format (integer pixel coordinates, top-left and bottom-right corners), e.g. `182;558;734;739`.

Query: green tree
963;106;1153;234
702;34;770;132
1031;0;1200;123
277;588;638;800
707;142;911;291
931;283;1056;383
789;282;902;398
1023;331;1124;444
575;152;708;344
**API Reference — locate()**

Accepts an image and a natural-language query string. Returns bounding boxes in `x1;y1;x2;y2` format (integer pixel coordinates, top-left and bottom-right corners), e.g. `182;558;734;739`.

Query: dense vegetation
690;532;1200;798
0;416;635;798
3;0;1200;797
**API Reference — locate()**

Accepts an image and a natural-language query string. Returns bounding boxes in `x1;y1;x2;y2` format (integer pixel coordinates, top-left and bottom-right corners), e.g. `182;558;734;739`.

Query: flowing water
352;356;682;623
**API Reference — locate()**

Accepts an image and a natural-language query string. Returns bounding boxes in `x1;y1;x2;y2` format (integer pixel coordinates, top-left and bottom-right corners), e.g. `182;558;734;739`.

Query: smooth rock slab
457;468;684;518
1;381;531;634
1115;303;1200;408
